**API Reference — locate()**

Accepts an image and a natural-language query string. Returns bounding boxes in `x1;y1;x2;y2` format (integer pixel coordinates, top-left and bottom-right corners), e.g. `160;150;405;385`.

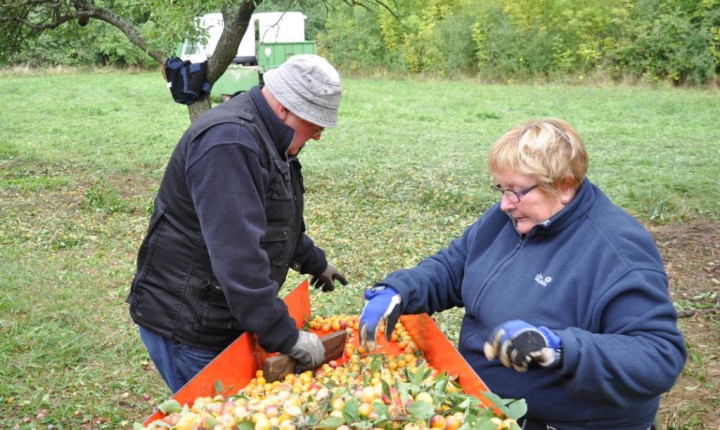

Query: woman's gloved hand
484;319;562;372
359;285;402;352
310;263;348;292
287;331;325;373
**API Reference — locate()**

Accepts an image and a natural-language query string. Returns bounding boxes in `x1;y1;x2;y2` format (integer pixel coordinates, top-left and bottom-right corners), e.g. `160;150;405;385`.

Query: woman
359;118;686;430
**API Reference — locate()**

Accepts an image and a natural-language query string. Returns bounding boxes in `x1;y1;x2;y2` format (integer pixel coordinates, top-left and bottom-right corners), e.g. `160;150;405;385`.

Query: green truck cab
212;40;316;101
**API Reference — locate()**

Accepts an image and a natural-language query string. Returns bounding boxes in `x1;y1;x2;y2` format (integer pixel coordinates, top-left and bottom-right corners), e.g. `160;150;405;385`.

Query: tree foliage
2;0;717;86
0;0;258;118
319;0;718;84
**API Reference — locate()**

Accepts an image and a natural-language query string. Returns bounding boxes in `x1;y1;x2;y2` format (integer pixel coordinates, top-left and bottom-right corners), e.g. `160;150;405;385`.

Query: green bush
434;2;479;75
4;0;717;85
471;0;630;80
471;1;555;80
609;0;720;85
321;0;718;85
319;6;402;73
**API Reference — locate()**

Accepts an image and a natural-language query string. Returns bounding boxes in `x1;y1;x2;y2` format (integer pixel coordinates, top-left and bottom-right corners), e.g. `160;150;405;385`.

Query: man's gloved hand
310;263;348;292
483;319;562;372
359;285;402;352
288;331;325;373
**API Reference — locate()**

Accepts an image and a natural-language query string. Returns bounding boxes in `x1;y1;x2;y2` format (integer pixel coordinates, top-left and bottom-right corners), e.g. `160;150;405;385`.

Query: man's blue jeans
139;326;219;393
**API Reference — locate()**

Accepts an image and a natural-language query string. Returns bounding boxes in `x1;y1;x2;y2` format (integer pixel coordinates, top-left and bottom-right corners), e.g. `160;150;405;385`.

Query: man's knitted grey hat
264;54;342;128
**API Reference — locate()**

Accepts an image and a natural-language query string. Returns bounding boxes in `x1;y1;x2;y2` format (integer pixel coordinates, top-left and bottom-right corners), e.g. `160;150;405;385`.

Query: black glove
310;263;348;292
483;319;562;372
287;331;325;373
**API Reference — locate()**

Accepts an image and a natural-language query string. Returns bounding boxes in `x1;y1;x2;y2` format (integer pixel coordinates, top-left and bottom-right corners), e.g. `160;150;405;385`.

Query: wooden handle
264;330;347;382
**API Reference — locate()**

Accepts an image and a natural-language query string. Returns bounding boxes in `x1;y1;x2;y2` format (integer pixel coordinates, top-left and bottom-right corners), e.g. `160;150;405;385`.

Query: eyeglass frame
311;124;324;138
286;110;324;138
491;183;539;203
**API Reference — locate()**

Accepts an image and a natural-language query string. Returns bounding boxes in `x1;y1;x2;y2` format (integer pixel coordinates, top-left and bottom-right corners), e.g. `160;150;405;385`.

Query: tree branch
205;1;256;83
84;7;165;62
340;0;399;20
2;1;165;62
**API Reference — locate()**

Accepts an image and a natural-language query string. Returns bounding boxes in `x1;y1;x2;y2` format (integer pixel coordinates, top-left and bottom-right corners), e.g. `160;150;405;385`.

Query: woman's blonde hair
487;118;588;197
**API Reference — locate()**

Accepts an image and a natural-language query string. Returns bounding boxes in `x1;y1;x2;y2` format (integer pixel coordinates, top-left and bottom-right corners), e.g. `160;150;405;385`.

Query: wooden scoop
263;330;347;382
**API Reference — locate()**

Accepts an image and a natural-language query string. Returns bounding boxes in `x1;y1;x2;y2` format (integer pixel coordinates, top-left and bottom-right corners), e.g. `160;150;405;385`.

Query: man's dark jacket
127;87;327;353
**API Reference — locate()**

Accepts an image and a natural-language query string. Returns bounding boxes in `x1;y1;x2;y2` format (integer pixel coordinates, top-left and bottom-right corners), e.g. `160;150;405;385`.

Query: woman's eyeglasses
491;184;538;203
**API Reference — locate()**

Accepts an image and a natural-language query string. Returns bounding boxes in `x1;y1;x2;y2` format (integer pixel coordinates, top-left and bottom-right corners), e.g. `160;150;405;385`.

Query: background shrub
3;0;718;85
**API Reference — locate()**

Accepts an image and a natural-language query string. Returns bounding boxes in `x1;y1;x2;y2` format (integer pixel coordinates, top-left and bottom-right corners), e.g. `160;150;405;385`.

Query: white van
179;12;308;65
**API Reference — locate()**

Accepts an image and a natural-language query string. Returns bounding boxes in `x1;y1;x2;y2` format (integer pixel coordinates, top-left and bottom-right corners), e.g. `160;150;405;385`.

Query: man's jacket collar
249;86;294;158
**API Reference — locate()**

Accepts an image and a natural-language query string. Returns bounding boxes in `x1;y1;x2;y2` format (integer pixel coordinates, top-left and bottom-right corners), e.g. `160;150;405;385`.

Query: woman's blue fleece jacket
380;179;686;430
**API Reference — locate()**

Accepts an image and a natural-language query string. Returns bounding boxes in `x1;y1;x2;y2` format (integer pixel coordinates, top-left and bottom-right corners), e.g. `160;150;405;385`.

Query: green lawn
0;69;718;428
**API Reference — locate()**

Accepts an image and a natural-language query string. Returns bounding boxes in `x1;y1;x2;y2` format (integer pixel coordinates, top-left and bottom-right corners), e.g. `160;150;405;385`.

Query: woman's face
493;171;567;235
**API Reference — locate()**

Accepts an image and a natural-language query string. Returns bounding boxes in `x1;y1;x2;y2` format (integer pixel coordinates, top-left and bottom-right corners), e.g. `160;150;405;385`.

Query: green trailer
211;40;317;101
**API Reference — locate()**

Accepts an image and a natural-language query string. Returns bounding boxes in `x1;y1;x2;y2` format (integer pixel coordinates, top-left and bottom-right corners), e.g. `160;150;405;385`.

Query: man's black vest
127;92;304;350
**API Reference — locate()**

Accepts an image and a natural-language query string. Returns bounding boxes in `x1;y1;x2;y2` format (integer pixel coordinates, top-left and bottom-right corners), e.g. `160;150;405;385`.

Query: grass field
0;68;718;429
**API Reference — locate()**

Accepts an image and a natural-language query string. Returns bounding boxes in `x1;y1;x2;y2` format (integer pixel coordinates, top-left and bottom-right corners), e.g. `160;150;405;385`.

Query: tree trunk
188;96;212;122
187;3;257;122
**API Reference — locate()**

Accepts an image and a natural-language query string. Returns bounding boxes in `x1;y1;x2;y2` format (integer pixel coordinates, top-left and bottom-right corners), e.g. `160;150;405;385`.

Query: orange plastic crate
143;279;494;425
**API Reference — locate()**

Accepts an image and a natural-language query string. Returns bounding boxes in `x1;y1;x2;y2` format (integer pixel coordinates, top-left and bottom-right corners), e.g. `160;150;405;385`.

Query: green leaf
434;372;449;393
407;400;435;420
373;401;390;420
157;399;182;414
228;393;249;401
480;392;506;412
236;420;255;430
343;397;360;423
370;355;383;373
472;419;499;430
481;392;527;419
317;416;345;428
504;399;528;420
332;386;349;402
398;381;411;406
458;397;473;409
381;379;392;398
214;380;224;395
350;420;374;429
203;416;219;427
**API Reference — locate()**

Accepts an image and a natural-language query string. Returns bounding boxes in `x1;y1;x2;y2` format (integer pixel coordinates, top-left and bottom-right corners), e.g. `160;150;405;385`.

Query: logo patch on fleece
534;273;553;287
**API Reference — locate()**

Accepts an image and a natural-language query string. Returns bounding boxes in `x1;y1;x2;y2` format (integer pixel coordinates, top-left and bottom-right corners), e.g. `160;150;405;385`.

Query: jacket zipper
460;236;527;351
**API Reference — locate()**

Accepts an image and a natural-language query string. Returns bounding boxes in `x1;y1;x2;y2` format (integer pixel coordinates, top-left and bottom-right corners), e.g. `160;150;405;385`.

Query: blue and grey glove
287;331;325;373
483;319;562;372
310;263;348;292
359;285;402;351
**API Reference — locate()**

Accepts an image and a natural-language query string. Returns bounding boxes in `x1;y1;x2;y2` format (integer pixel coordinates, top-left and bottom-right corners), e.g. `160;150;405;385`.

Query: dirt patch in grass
650;220;720;429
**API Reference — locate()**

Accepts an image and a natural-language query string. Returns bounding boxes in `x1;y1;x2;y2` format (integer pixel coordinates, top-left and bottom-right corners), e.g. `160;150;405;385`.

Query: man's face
285;112;324;156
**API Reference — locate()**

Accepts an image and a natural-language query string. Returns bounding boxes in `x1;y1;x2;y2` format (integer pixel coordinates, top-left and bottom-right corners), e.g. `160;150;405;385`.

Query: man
127;55;348;393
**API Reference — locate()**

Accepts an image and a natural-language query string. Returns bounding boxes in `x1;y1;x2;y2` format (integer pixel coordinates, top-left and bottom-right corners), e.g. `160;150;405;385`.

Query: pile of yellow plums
136;316;522;430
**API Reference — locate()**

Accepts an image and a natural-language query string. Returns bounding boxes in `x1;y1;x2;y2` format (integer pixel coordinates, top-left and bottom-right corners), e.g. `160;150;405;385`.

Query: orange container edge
143;280;495;425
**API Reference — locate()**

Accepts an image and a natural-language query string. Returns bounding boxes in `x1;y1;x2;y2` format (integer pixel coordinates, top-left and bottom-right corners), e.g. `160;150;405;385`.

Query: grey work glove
310;263;348;292
287;331;325;373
